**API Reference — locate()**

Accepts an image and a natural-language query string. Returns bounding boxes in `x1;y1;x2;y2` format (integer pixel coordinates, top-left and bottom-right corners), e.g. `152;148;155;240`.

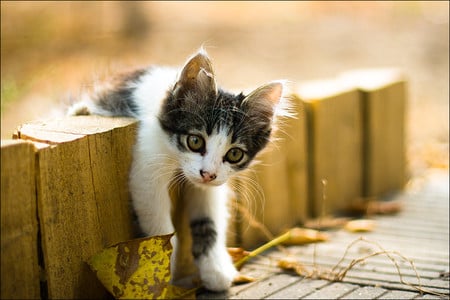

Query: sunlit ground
1;1;448;177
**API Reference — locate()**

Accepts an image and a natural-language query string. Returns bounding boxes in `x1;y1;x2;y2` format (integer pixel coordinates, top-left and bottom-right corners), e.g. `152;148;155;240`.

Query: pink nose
200;170;217;182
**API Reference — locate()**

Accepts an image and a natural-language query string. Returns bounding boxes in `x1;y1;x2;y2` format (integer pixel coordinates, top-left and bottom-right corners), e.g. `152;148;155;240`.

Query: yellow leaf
88;234;196;299
233;274;257;285
283;228;328;245
277;257;311;277
344;219;376;232
227;247;250;264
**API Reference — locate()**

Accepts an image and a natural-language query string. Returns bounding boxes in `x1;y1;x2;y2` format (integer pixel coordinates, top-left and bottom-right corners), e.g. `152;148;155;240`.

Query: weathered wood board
296;80;363;217
340;69;407;198
1;140;41;299
16;116;137;299
237;98;309;248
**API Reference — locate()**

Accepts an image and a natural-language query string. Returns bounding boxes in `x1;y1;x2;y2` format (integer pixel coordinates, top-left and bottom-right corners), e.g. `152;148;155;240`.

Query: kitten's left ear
242;81;285;119
173;50;218;98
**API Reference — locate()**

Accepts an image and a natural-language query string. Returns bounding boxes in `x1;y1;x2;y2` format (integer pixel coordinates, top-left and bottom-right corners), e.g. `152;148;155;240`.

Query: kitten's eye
225;148;244;164
187;135;205;153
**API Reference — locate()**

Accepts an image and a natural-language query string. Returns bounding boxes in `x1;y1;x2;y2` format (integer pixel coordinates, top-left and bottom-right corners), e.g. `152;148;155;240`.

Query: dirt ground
1;1;449;177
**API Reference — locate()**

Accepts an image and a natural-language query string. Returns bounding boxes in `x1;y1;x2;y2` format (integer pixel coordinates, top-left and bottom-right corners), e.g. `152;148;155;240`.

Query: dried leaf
277;257;310;277
88;234;195;299
348;199;403;216
232;274;257;284
283;228;328;245
234;228;327;270
367;200;403;215
344;219;376;232
227;247;250;264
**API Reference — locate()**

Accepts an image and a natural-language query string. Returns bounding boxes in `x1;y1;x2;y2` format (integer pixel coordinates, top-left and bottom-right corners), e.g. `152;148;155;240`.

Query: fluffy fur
68;49;290;291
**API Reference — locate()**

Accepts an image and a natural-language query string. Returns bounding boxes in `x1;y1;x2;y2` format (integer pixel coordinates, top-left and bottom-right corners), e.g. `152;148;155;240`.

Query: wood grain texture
297;80;363;217
239;137;292;248
340;69;407;197
17;116;137;298
1;140;40;299
237;102;309;248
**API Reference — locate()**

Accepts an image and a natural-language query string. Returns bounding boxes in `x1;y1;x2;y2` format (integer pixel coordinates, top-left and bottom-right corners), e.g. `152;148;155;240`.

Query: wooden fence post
1;140;40;299
340;69;408;198
16;116;137;299
297;79;363;218
236;98;309;248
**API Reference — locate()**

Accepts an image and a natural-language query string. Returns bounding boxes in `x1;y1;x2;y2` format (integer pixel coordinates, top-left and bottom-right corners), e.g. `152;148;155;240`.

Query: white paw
197;253;238;292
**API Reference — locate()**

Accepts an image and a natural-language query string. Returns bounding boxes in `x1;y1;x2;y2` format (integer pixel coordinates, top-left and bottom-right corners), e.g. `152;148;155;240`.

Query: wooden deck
199;169;449;299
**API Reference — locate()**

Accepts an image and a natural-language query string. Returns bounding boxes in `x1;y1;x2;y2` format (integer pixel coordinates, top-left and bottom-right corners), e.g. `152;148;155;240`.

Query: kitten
68;49;290;291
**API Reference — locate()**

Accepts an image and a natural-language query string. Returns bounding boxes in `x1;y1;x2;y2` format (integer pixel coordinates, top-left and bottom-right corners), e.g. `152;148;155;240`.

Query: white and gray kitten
68;49;289;291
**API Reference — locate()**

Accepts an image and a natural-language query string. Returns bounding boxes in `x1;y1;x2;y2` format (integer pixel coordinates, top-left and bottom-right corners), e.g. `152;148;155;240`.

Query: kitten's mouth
190;177;224;187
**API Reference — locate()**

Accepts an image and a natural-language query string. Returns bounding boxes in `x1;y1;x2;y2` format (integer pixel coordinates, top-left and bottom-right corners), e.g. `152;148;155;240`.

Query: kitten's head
159;50;289;187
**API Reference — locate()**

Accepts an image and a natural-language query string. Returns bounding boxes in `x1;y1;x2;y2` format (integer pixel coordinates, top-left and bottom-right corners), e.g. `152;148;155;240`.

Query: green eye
187;135;205;152
225;148;244;164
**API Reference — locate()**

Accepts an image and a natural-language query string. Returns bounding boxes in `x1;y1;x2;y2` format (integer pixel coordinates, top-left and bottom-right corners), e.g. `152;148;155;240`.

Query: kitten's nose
200;170;217;182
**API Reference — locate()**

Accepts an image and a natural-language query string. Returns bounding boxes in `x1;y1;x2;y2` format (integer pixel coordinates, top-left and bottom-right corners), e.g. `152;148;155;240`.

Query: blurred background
1;1;448;177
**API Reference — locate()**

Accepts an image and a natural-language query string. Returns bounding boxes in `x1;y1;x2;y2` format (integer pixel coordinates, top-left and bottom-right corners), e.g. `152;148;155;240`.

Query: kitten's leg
128;150;179;276
130;164;174;236
185;184;238;292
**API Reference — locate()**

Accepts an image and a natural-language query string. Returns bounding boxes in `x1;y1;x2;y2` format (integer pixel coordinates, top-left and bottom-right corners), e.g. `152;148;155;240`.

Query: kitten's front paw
197;255;238;292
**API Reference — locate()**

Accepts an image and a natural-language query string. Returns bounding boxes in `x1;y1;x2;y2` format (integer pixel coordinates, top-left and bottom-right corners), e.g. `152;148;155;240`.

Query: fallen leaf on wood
344;219;376;232
88;234;196;299
304;217;350;230
277;257;311;277
348;199;403;216
283;228;329;245
233;274;257;285
234;227;328;269
227;247;250;264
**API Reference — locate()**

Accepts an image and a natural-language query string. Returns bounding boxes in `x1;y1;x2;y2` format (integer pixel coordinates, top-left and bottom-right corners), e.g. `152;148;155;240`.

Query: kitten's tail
67;100;93;116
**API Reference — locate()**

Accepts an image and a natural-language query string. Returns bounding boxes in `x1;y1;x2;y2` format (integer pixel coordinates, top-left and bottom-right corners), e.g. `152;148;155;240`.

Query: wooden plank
229;273;301;299
340;69;407;198
266;278;330;299
86;119;138;246
237;99;308;248
237;137;293;248
297;79;363;217
17;116;137;299
378;290;419;299
17;115;136;142
302;282;359;299
35;138;104;299
284;96;309;224
341;286;387;299
1;140;40;299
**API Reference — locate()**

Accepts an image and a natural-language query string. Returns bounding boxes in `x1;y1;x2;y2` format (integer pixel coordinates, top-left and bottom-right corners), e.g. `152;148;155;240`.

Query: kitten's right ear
173;50;218;98
242;81;284;119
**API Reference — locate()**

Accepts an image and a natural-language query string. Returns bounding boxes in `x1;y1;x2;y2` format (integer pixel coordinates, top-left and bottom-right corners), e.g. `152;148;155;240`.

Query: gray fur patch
190;217;217;259
94;68;147;117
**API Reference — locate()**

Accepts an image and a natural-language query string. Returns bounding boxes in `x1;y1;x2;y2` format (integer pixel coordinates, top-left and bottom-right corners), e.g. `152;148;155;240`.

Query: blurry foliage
1;2;151;78
1;79;21;115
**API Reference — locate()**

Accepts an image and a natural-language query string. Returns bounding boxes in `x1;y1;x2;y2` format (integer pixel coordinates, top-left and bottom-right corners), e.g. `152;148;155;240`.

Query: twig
319;236;447;297
234;231;291;269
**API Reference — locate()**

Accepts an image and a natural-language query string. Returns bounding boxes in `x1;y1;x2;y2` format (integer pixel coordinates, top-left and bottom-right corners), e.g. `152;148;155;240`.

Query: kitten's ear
242;81;285;119
173;50;217;98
